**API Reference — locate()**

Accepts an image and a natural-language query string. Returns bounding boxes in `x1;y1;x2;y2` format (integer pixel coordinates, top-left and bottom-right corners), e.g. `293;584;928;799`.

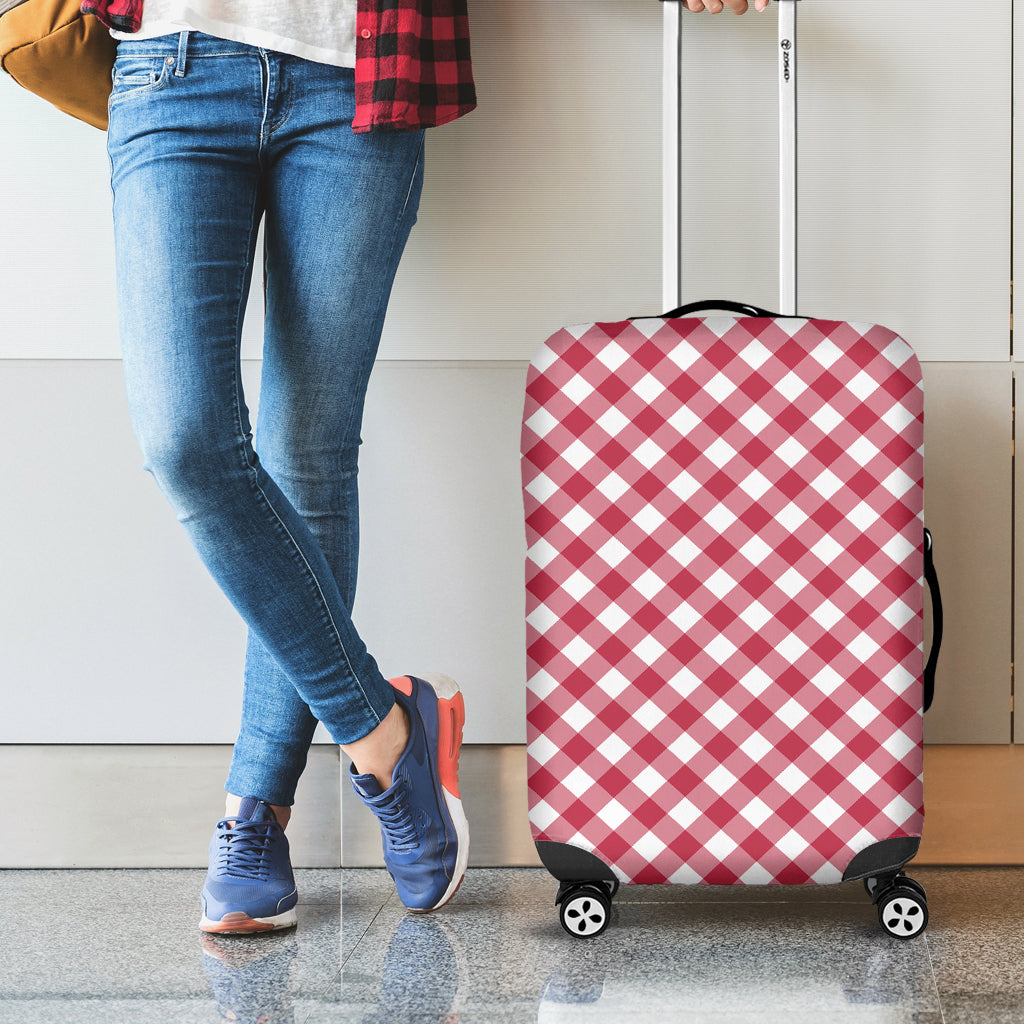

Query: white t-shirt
110;1;357;69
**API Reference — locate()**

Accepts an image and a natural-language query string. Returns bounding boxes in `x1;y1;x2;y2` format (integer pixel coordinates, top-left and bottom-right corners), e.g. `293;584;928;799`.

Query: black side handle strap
631;300;786;321
923;528;942;713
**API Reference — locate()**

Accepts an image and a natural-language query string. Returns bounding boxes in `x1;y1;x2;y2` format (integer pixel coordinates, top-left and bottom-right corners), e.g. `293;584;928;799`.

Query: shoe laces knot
373;782;421;854
216;818;275;880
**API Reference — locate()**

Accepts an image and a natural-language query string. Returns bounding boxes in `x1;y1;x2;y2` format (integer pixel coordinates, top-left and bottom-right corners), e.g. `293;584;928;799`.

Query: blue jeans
107;31;425;805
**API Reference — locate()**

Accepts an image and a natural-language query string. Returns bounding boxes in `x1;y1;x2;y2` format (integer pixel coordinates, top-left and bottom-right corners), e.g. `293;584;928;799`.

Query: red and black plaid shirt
79;0;476;133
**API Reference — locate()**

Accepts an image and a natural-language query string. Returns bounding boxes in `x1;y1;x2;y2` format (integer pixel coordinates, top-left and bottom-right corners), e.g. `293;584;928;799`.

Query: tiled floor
0;867;1021;1023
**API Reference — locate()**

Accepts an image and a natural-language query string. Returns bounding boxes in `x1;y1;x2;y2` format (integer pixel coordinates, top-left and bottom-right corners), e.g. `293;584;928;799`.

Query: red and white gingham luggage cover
523;313;925;887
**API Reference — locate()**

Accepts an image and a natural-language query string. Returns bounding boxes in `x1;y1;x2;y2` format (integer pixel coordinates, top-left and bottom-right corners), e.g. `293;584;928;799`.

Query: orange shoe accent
201;912;275;934
390;675;414;697
436;690;465;799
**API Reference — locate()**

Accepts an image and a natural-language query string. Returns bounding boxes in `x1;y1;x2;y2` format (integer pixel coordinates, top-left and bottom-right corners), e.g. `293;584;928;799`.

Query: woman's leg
237;80;466;911
108;33;465;926
226;71;425;807
108;34;398;778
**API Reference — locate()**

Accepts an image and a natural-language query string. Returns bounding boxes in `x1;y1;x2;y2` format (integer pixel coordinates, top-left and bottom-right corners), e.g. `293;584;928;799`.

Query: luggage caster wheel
899;876;927;902
878;887;928;939
559;885;611;938
866;873;926;903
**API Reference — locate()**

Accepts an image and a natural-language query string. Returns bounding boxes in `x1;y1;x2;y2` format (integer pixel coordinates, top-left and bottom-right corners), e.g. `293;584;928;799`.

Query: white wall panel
0;83;120;359
0;745;341;868
675;2;1009;363
379;0;663;360
0;361;248;742
355;362;530;742
0;360;530;743
922;363;1012;744
0;78;268;361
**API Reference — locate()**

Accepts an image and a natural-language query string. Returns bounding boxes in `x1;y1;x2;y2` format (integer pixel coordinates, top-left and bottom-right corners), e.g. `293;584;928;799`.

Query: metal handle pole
778;0;798;316
663;1;682;314
666;2;798;316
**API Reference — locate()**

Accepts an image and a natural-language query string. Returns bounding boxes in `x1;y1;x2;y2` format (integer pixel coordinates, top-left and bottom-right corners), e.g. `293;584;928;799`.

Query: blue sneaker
199;796;298;934
350;673;470;912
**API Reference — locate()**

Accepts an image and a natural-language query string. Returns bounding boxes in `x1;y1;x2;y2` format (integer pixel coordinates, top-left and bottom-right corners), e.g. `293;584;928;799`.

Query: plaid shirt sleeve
79;0;143;32
353;0;477;134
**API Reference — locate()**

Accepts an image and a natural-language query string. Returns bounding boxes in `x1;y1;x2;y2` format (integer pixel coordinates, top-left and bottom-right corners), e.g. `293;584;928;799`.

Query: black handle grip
633;300;785;320
923;528;942;713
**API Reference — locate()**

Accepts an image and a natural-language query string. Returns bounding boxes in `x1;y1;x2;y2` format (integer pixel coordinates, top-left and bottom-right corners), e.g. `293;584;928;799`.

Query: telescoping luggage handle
660;0;800;317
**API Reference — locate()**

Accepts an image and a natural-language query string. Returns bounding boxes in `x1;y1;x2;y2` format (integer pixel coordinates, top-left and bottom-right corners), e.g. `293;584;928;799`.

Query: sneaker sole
199;907;298;934
416;672;471;913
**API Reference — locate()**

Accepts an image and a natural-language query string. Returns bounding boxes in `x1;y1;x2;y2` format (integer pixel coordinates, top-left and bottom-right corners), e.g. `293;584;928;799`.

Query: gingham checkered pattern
352;0;476;133
523;315;925;886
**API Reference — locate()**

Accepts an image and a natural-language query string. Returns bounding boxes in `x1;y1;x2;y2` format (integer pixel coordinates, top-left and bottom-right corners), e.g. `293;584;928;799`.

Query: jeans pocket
109;55;173;105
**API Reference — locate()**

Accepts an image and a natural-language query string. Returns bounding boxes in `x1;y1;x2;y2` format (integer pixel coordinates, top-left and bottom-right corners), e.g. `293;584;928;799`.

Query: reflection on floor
0;867;1021;1023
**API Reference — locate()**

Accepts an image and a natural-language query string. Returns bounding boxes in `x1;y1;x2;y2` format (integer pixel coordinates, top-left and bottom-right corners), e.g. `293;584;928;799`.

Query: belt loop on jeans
174;30;189;77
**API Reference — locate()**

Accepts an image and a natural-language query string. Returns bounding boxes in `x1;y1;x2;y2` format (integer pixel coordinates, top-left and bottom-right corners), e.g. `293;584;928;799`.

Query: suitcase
522;1;942;940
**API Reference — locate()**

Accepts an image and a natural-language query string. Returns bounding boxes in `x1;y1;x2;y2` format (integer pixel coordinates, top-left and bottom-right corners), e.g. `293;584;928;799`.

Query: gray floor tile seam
327;901;392;989
298;992;318;1024
924;936;951;1024
288;900;394;1024
294;963;355;1024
